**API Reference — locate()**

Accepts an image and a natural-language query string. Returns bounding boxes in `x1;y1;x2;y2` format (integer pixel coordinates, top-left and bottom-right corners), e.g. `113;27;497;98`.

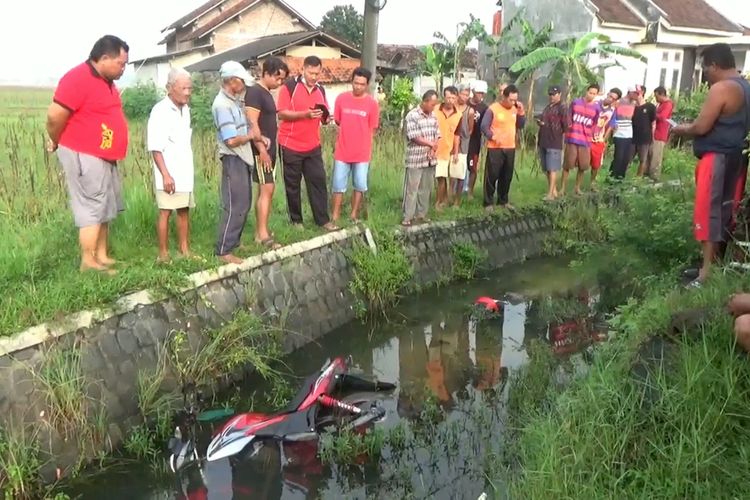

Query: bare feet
219;254;243;265
97;256;117;267
156;254;172;265
80;262;117;275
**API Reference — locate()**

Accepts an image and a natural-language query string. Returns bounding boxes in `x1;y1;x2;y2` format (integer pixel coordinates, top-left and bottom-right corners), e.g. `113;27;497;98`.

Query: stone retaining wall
0;213;551;477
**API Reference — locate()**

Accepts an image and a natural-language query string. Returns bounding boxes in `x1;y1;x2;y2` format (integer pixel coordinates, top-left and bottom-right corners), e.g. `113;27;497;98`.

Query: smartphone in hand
666;118;677;128
310;103;329;121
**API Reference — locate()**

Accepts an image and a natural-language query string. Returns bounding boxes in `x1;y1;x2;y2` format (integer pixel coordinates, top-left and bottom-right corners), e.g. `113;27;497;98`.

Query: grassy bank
502;186;750;499
0;87;694;336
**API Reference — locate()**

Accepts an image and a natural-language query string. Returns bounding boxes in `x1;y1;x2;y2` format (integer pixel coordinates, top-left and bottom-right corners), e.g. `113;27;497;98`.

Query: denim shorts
332;160;369;193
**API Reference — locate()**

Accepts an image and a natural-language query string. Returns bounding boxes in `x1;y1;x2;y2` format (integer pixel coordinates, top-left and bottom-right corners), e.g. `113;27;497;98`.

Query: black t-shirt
537;101;567;150
632;102;656;145
244;84;278;161
468;100;489;155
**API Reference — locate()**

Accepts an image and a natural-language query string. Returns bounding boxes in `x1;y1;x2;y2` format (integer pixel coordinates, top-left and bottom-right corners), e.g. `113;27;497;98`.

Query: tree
320;5;365;49
509;33;646;102
421;44;455;95
434;15;487;82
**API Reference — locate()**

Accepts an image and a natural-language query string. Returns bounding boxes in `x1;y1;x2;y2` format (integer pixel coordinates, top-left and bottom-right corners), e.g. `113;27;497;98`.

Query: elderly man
46;35;130;274
212;61;264;265
147;68;194;263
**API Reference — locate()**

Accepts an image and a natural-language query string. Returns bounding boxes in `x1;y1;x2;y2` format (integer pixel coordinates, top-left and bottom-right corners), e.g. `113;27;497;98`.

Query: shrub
451;241;487;280
673;83;707;122
121;82;162;121
349;231;413;316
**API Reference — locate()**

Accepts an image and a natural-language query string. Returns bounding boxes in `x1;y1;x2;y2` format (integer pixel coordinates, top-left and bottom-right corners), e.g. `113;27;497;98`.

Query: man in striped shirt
402;90;440;226
561;83;601;196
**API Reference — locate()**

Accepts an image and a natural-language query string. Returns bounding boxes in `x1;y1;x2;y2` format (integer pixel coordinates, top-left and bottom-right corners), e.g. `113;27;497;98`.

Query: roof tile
282;57;362;84
651;0;741;33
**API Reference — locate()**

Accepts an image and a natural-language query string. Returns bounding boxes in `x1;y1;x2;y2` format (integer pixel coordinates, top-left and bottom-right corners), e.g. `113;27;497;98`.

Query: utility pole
362;0;387;93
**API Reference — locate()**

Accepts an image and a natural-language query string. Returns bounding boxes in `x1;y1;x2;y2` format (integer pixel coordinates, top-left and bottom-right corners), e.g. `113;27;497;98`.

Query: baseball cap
548;85;561;95
471;80;488;93
219;60;254;85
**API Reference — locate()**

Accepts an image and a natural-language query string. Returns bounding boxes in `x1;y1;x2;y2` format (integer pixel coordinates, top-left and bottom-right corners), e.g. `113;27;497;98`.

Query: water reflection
65;257;613;500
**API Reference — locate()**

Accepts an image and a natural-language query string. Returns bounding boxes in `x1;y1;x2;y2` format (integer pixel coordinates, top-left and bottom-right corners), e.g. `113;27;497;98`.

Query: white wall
131;50;211;87
592;21;648;94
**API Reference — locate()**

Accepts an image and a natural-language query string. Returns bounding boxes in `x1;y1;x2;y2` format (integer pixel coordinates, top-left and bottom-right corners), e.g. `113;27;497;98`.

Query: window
662;51;669;62
660;68;667;86
674;51;681;63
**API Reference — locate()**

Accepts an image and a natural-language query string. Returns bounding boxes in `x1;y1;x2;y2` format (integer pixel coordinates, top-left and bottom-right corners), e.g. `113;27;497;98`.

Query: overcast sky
1;0;747;86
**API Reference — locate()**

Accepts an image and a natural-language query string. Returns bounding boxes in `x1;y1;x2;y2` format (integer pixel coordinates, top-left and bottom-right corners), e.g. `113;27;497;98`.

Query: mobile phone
666;118;677;128
311;103;329;121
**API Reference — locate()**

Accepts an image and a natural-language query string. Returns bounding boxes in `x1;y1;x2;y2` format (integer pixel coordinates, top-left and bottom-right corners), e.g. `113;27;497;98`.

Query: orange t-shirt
435;106;462;160
486;102;520;149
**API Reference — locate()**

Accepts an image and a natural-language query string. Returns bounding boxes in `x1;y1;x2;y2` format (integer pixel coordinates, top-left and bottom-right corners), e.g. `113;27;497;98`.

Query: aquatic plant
0;424;42;499
451;241;487;280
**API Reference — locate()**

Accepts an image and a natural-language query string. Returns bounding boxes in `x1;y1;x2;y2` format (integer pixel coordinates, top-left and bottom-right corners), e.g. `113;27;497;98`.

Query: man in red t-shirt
331;67;380;223
46;35;130;274
647;86;673;181
277;55;338;232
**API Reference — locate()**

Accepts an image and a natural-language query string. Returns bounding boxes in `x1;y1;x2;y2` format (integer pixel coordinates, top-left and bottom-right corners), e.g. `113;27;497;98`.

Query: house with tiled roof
499;0;750;98
131;0;360;87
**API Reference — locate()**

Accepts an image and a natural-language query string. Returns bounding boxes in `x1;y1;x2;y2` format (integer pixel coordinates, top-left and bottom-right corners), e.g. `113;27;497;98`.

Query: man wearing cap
212;60;264;264
277;55;338;232
46;35;130;274
536;85;567;200
466;80;488;198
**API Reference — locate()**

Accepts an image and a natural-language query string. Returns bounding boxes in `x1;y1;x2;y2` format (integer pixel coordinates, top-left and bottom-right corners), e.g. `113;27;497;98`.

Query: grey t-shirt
457;105;473;155
212;89;255;167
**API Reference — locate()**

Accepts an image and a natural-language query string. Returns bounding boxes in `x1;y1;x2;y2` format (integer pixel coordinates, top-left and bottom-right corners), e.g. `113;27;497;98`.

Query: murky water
65;257;615;500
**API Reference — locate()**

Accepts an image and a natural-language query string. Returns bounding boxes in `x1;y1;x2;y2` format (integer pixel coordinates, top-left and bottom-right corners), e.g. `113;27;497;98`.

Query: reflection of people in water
425;314;473;408
547;287;607;355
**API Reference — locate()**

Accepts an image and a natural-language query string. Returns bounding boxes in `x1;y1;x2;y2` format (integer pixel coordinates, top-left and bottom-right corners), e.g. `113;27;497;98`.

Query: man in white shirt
147;68;195;262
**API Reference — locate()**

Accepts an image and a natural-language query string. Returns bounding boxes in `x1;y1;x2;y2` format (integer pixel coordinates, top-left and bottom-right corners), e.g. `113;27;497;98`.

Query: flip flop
323;223;340;232
401;220;413;227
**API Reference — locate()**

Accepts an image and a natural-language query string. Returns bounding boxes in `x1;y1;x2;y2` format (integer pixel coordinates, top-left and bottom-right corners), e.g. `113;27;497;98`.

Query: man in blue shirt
212;61;266;264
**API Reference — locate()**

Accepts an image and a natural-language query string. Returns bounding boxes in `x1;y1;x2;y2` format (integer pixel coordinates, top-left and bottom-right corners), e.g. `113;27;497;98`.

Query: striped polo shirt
565;98;600;147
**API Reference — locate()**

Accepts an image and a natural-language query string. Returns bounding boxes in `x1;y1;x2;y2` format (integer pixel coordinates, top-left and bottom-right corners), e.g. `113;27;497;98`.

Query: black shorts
252;151;277;185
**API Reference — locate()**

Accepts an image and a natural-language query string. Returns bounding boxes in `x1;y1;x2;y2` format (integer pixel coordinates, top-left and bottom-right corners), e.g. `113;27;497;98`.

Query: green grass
0;87;696;336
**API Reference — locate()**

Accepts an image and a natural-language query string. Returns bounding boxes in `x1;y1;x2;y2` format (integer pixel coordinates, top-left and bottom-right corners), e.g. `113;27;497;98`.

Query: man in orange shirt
480;84;525;210
434;86;462;209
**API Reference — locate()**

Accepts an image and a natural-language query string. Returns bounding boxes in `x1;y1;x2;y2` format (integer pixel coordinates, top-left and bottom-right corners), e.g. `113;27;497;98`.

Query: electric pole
362;0;387;93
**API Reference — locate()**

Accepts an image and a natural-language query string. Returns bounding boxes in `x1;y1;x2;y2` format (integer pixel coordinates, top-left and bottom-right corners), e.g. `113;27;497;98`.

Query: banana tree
434;15;487;82
511;19;554;114
509;32;647;102
421;44;455;95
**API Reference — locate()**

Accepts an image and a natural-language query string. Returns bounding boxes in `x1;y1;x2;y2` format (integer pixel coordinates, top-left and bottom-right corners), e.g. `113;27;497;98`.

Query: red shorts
694;151;747;242
590;142;606;169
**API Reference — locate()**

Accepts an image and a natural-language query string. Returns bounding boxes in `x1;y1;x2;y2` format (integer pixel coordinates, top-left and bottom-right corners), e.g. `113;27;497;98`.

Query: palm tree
509;32;646;102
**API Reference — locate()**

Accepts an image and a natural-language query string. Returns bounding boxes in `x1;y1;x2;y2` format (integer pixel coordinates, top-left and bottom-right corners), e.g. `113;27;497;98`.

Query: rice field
0;86;695;336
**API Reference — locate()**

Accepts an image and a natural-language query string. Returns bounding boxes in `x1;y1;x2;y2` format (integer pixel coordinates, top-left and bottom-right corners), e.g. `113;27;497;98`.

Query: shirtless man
673;43;750;287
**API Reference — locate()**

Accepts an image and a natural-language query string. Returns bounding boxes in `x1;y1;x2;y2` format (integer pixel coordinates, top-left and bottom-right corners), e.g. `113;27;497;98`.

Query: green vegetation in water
497;183;750;498
349;231;414;317
451;241;487;280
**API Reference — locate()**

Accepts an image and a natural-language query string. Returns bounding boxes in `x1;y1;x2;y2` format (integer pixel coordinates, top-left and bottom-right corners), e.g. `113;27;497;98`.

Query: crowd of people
46;36;381;269
46;37;749;301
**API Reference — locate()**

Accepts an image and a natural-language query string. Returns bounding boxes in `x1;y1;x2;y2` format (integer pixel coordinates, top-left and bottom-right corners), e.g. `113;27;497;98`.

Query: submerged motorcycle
169;356;396;472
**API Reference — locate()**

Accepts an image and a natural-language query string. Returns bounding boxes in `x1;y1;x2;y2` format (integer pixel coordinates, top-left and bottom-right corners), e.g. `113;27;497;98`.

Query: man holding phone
277;55;338;232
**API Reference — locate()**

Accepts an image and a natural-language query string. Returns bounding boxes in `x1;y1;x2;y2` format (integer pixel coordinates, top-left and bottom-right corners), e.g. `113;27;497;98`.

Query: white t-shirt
147;97;194;193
